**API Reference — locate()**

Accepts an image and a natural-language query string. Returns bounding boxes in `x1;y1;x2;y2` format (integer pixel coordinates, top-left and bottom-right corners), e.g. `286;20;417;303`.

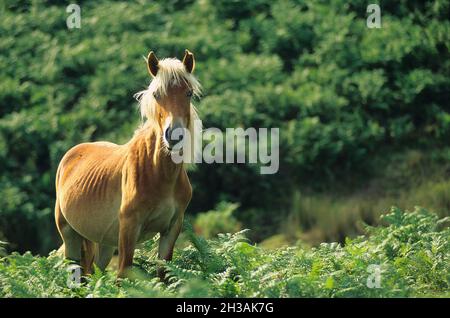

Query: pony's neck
130;122;181;182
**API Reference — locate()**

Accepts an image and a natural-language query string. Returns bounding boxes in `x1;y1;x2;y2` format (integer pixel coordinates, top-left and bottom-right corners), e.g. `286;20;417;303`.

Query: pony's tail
56;238;96;275
56;244;65;256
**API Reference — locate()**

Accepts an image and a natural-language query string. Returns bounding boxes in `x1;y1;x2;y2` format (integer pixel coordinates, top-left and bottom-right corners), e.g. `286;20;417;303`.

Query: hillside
0;0;449;270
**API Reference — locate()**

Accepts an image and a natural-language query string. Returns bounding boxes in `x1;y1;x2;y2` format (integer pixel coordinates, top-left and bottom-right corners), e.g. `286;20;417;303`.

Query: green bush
193;202;241;238
0;0;449;252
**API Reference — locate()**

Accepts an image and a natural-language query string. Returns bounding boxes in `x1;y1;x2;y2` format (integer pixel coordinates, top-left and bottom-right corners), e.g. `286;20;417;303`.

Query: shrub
193;202;242;238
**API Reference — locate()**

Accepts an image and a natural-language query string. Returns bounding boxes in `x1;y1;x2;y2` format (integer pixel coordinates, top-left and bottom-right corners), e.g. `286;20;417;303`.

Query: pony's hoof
157;267;170;284
115;278;123;287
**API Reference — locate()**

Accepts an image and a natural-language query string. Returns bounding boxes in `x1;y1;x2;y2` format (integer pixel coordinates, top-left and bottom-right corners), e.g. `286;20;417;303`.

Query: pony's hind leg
81;239;95;275
94;244;116;271
55;200;83;263
55;199;94;274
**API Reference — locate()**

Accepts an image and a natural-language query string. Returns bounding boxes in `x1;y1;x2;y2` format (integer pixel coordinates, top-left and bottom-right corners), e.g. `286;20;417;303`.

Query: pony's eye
186;90;193;97
153;92;160;100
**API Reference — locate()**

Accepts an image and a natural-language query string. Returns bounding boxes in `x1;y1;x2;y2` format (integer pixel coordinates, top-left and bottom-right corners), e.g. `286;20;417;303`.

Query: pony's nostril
165;127;171;142
165;122;185;149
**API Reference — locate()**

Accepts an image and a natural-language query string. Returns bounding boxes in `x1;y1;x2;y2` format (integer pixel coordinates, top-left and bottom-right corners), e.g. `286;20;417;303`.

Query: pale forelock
134;58;202;120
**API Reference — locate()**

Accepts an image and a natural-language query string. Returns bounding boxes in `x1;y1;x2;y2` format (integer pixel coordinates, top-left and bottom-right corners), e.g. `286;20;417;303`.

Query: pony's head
134;50;202;160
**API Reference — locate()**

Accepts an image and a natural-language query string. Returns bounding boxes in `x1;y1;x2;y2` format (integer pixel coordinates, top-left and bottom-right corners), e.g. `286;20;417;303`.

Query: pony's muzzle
165;121;185;150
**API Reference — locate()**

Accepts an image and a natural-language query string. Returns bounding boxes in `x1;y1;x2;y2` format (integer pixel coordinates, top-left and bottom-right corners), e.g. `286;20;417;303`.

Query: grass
0;207;449;298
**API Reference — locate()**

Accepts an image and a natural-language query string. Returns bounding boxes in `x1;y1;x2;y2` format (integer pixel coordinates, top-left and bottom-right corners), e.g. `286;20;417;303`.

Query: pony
54;49;201;279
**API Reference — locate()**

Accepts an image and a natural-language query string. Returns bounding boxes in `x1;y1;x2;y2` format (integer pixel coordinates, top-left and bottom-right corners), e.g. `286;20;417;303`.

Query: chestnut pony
55;50;201;278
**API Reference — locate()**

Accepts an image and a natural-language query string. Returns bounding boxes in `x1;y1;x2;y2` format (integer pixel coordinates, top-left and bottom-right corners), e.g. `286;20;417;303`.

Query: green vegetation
193;202;242;238
0;0;449;298
1;208;449;297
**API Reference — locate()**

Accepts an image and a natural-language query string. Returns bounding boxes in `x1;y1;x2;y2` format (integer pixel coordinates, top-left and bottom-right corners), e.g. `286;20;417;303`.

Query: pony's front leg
157;214;183;280
117;212;140;279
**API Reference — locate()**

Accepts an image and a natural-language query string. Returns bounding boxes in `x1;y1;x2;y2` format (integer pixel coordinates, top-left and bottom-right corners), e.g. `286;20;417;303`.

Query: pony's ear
147;51;159;77
182;49;195;73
